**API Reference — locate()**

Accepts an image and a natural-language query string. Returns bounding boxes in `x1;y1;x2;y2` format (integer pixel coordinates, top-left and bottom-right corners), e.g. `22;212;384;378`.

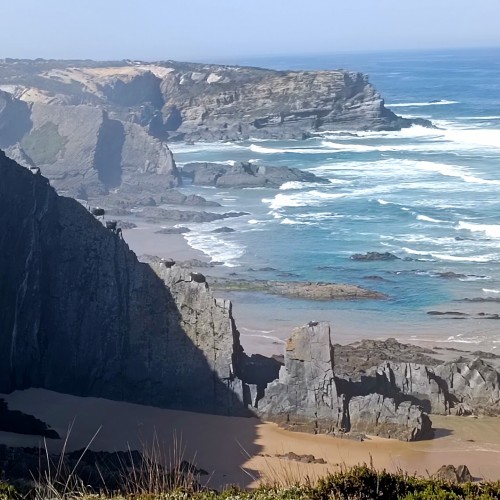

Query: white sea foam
402;246;496;263
412;161;500;185
321;125;500;152
263;191;346;210
280;218;315;225
401;247;432;256
169;142;245;153
386;100;459;107
184;231;245;267
483;288;500;294
460;116;500;120
430;252;497;263
279;180;336;190
416;214;446;223
457;221;500;239
250;144;329;154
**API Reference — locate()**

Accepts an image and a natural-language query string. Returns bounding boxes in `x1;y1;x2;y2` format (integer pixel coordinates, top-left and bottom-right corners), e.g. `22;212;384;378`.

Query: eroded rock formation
181;162;330;188
255;323;433;441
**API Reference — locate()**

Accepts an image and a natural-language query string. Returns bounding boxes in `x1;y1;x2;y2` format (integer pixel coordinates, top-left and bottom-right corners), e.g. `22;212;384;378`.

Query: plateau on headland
0;58;430;201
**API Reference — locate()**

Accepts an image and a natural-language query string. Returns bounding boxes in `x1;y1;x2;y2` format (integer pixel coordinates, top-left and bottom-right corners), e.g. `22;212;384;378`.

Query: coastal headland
1;57;499;492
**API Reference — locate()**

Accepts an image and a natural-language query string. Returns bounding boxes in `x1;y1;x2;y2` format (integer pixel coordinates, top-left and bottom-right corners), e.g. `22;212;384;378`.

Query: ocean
169;48;500;350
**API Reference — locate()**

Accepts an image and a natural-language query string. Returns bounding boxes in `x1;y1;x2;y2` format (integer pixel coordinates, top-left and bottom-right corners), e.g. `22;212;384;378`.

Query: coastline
122;221;209;263
3;389;500;490
121;225;500;356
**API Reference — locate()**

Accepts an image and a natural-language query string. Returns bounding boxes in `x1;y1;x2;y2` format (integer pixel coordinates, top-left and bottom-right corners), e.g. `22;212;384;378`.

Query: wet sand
122;222;208;263
2;389;500;490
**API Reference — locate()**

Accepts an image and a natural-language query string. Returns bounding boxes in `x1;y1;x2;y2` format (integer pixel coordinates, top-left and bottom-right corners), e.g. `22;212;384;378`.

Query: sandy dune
2;389;500;490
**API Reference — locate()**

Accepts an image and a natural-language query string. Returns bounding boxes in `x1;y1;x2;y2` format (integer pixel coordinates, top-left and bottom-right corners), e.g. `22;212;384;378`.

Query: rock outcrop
434;465;473;483
0;59;430;199
0;151;245;415
332;338;500;416
255;323;433;441
209;277;386;300
181;162;330;188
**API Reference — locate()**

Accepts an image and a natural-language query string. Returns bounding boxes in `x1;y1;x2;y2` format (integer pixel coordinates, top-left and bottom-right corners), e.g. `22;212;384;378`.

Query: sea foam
457;221;500;239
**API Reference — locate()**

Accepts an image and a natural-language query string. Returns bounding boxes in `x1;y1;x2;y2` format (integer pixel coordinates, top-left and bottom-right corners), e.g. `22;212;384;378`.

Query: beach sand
3;389;500;490
122;222;208;263
96;223;500;487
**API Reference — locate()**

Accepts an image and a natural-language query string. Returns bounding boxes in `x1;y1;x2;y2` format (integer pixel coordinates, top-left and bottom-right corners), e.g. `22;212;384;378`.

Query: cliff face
9;153;499;441
0;59;428;197
0;151;246;415
254;330;500;440
161;67;417;141
255;323;433;441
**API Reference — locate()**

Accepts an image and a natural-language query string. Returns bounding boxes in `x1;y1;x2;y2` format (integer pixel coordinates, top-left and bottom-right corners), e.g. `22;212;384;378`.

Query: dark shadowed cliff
0;151;248;415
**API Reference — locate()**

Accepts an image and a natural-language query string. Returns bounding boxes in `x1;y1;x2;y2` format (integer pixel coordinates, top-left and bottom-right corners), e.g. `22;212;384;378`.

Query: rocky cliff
6;152;498;442
0;151;246;415
255;323;433;441
253;328;500;440
0;59;428;197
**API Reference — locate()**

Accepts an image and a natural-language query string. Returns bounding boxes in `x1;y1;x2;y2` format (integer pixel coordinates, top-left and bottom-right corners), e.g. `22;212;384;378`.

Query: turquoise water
169;48;500;347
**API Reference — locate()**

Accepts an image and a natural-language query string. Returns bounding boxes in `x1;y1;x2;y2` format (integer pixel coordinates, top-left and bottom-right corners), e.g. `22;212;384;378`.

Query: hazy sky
1;0;500;62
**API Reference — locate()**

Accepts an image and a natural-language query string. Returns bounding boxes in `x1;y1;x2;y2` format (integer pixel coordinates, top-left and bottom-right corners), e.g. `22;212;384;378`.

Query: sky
1;0;500;62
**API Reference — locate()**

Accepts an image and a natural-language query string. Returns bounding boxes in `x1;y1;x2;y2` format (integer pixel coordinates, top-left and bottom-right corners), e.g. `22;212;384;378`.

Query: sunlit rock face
0;59;429;198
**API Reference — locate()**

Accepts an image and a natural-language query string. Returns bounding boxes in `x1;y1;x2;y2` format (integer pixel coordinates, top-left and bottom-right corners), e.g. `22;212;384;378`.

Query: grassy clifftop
2;465;500;500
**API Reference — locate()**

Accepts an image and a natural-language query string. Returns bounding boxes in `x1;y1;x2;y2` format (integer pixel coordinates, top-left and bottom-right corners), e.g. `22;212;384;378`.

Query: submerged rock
209;277;386;300
351;252;400;261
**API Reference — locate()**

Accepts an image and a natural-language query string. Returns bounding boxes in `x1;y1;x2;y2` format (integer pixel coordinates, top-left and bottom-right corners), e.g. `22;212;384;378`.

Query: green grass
2;464;500;500
21;121;68;165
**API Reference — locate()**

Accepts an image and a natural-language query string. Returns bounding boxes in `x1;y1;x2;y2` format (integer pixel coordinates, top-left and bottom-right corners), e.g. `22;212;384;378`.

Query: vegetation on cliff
2;464;500;499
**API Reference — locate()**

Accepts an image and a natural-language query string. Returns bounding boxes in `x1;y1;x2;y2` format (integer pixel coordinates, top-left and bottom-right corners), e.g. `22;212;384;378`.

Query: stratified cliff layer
0;59;428;197
253;325;500;440
0;151;245;415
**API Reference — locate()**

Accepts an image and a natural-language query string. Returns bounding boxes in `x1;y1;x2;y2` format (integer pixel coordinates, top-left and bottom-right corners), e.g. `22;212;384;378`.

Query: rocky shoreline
208;276;386;300
3;148;500;498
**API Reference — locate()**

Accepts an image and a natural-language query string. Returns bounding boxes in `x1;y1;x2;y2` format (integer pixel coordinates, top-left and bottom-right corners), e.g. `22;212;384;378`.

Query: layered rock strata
4;152;498;442
254;331;500;440
0;151;244;415
255;323;433;441
0;59;430;199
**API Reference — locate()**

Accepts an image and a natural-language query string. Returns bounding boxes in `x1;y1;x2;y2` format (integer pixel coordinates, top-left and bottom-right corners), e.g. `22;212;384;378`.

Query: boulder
434;464;473;483
181;161;330;188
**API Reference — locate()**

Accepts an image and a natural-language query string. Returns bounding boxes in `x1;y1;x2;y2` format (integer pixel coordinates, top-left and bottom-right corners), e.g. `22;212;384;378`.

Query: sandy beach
122;222;208;263
2;389;500;490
